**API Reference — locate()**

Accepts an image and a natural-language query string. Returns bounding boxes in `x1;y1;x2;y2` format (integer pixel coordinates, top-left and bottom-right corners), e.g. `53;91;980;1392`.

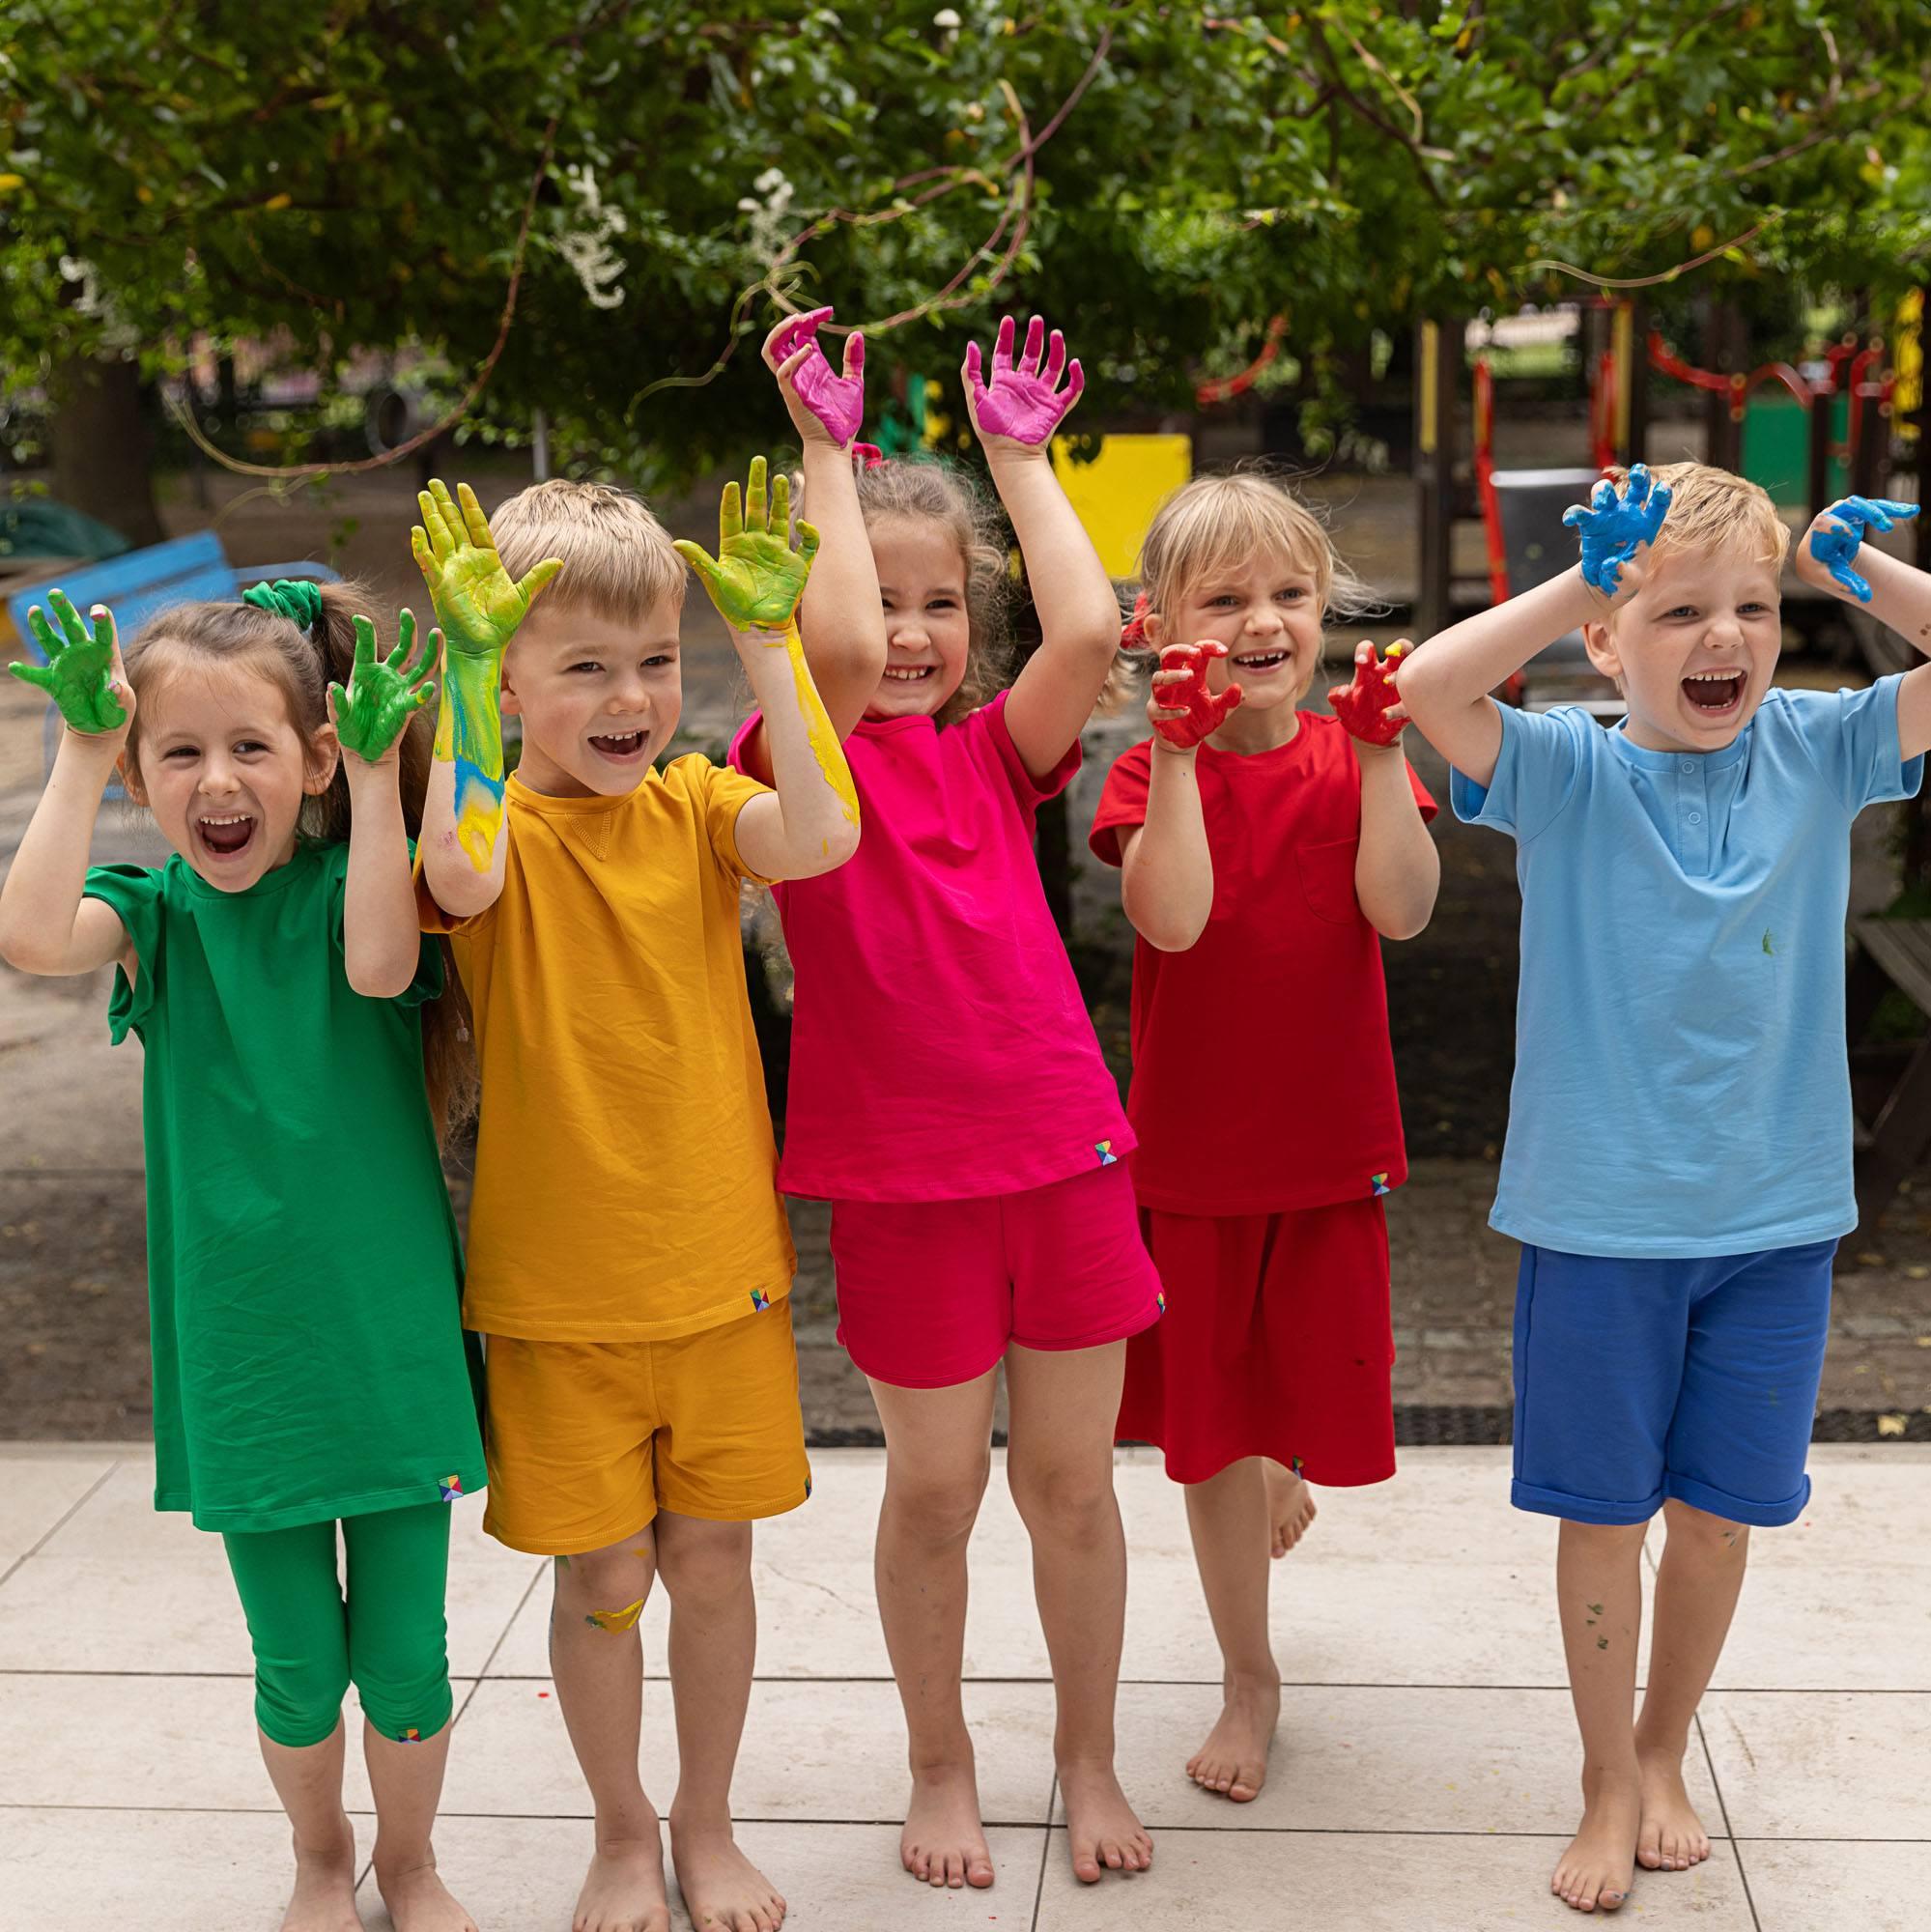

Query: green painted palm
675;456;821;631
330;611;440;763
412;478;561;667
8;589;127;734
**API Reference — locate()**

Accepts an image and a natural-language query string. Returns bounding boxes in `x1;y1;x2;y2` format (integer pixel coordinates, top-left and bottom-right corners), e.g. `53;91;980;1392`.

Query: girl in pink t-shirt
734;312;1161;1894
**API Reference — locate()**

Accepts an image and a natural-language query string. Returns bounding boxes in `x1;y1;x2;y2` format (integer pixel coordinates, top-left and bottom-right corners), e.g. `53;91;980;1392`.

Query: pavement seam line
1030;1778;1055;1930
1693;1706;1762;1931
0;1455;121;1593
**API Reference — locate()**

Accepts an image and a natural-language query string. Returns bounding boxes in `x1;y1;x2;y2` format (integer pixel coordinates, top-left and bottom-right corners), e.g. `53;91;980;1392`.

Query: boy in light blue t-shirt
1398;463;1930;1918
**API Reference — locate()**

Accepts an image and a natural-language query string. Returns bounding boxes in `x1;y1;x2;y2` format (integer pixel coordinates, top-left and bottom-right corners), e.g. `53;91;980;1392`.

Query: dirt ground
4;467;1930;1445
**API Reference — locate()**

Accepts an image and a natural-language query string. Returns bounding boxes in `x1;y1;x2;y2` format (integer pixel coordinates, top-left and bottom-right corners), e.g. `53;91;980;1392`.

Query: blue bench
6;531;339;784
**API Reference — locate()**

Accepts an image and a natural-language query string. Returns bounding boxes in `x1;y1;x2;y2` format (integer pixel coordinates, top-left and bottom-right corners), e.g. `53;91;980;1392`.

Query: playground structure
1416;296;1931;668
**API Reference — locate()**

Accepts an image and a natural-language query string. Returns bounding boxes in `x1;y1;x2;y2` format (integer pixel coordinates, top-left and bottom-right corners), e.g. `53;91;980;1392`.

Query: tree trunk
50;354;166;547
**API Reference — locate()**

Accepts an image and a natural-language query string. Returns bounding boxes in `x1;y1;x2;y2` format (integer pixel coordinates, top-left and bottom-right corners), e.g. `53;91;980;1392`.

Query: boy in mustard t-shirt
414;450;879;1932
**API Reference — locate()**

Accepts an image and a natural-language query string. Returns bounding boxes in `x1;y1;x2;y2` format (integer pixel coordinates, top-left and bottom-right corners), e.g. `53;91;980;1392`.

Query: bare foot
669;1814;786;1932
375;1856;478;1932
1059;1759;1152;1883
1185;1676;1280;1802
902;1760;996;1889
1551;1769;1640;1914
574;1832;671;1932
282;1821;365;1932
1635;1743;1712;1873
1264;1462;1318;1558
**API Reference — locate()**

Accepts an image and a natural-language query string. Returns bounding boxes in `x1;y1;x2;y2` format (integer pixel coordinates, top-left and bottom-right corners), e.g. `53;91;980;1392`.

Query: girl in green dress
0;581;488;1932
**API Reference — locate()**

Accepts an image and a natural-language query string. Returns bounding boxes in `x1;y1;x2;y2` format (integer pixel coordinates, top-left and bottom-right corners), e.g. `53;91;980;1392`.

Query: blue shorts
1512;1240;1835;1527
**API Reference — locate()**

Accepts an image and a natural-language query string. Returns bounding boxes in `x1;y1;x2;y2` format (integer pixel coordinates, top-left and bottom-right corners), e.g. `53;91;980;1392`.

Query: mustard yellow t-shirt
419;755;795;1342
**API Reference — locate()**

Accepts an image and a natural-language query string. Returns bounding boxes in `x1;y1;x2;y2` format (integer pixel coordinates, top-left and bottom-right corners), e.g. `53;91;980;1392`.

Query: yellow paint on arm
434;652;508;872
757;619;859;835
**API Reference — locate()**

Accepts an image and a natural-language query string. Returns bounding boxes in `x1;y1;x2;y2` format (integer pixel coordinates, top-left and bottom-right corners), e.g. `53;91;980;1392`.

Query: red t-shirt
1090;714;1436;1215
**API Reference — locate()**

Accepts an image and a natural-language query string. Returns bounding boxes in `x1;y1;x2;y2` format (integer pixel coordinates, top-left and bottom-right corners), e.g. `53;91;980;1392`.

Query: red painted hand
1327;640;1410;746
1150;641;1243;749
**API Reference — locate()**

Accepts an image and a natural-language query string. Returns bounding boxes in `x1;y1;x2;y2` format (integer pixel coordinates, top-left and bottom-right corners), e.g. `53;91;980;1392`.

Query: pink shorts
829;1163;1165;1389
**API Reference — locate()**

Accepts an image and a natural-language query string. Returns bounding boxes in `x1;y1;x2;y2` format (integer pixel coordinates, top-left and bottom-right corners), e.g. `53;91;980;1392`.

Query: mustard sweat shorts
479;1303;812;1555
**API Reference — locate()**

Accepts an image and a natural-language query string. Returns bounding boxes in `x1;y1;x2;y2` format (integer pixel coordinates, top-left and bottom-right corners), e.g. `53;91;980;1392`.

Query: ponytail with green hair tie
241;579;326;632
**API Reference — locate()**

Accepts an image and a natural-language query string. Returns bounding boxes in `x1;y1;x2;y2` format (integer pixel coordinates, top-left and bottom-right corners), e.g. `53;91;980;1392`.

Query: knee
553;1540;657;1634
1558;1518;1652;1559
655;1522;753;1610
255;1649;352;1749
1662;1499;1750;1557
1008;1455;1115;1536
882;1456;990;1548
348;1597;452;1745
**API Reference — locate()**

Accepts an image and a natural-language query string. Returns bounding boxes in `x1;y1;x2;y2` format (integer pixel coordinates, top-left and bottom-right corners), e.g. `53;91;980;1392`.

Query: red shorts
1119;1198;1396;1487
830;1163;1165;1389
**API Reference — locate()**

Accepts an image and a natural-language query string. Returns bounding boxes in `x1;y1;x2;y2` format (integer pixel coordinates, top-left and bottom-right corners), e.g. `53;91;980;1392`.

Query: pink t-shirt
730;691;1133;1202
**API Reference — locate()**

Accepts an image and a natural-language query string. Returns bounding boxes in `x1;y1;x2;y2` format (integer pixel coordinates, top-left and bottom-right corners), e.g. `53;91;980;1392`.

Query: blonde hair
854;456;1012;724
1137;469;1377;632
488;479;687;625
121;582;476;1144
1608;461;1791;572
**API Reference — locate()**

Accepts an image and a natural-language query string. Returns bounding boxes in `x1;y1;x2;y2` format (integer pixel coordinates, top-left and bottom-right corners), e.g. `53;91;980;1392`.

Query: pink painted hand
1150;641;1243;749
1327;640;1410;746
765;307;866;448
963;314;1085;446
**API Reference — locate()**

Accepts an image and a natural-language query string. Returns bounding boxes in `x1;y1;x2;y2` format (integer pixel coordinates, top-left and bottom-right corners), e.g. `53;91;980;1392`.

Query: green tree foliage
3;1;1928;483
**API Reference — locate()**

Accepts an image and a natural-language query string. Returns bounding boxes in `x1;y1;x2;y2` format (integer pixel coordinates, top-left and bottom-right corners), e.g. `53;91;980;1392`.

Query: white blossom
554;164;628;312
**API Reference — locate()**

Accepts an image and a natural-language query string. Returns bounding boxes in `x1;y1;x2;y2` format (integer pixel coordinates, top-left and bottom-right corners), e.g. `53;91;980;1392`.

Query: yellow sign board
1897;290;1922;446
1049;433;1193;579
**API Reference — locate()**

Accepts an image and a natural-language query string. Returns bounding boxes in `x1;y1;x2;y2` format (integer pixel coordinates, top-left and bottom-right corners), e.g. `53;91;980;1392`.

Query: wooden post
1415;319;1459;635
1620;301;1650;466
1807;370;1834;526
1701;298;1745;472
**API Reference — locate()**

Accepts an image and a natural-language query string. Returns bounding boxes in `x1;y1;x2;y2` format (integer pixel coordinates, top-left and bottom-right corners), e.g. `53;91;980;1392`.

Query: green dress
84;842;485;1533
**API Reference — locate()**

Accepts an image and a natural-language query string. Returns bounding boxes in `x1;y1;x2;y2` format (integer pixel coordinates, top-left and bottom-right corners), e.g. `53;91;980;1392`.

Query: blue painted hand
1807;496;1921;603
1564;464;1674;596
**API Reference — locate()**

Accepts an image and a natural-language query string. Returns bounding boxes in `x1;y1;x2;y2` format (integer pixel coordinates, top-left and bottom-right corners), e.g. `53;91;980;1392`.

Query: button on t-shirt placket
1680;763;1711;876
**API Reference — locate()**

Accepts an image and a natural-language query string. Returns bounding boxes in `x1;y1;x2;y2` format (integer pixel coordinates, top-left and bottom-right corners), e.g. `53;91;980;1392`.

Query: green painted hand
411;478;561;667
329;611;440;764
674;456;821;632
8;590;128;735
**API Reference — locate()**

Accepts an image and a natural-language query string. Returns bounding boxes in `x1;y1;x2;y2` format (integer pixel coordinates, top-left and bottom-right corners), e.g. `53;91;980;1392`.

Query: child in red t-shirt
1092;471;1439;1804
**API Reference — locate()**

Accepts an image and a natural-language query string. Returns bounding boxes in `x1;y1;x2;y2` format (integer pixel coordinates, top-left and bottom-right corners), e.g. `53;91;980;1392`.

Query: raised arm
966;315;1119;781
331;611;440;997
1796;497;1931;761
1330;640;1438;940
753;310;887;765
674;457;860;882
1119;643;1224;952
412;480;560;919
0;592;135;976
1396;466;1669;786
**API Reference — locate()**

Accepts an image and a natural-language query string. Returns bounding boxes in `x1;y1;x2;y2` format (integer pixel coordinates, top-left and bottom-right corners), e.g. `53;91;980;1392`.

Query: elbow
1144;920;1207;953
347;947;418;1000
785;813;862;881
1372;907;1433;943
1368;883;1439;943
1391;656;1436;721
1123;892;1207;954
0;918;55;976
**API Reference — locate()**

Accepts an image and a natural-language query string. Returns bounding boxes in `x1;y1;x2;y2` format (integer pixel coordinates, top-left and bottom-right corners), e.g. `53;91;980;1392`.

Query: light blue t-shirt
1453;680;1922;1258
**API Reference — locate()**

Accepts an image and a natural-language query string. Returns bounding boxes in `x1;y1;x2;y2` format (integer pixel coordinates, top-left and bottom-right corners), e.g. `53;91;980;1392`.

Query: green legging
222;1501;455;1749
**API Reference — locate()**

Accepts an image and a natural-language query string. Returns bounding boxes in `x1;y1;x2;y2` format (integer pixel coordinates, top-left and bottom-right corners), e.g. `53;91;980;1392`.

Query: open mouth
1231;649;1290;671
587;728;649;760
1682;669;1746;715
196;812;256;859
882;666;937;684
